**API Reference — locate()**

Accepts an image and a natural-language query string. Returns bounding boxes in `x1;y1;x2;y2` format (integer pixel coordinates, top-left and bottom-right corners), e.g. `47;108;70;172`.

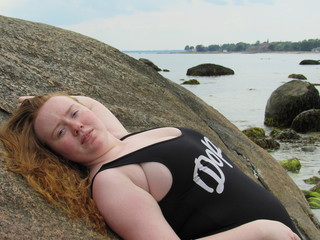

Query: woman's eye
72;110;79;118
57;128;65;137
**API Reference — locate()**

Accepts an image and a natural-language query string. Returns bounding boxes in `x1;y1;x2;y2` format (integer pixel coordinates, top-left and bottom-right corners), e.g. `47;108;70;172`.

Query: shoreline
124;49;320;55
170;51;320;55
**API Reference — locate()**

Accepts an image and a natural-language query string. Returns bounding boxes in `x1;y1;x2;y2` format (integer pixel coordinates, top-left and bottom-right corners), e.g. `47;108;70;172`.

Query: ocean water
128;52;320;219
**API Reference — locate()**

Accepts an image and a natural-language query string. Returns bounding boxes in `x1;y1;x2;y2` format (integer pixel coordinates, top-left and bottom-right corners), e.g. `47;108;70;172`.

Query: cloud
0;0;25;7
1;0;319;50
61;0;282;49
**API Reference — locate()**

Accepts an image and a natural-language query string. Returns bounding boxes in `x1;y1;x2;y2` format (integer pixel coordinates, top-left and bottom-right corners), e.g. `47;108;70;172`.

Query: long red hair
0;93;107;234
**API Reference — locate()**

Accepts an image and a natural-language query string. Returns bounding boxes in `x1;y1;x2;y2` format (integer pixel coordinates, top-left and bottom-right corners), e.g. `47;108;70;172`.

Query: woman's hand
18;96;34;105
251;220;301;240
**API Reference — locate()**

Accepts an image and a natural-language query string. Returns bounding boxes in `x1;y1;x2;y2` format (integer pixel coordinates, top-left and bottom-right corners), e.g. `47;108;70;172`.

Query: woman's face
34;96;109;164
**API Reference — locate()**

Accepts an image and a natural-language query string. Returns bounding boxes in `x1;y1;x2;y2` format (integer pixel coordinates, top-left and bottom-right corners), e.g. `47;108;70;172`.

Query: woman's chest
119;162;173;202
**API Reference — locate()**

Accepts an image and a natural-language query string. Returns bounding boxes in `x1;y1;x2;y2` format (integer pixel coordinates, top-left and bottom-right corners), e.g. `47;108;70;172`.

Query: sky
0;0;319;50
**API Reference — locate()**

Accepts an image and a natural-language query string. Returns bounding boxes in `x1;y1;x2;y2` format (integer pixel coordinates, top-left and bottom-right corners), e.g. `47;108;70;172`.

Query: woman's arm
92;170;180;240
198;220;301;240
73;96;128;139
92;171;300;240
18;95;129;139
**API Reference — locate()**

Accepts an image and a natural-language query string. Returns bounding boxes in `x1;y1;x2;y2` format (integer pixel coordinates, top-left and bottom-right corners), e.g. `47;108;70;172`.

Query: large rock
264;80;320;128
186;63;234;76
0;15;319;239
292;109;320;133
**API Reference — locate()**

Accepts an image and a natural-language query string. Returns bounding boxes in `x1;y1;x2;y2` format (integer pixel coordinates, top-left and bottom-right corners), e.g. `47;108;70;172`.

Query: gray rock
0;15;319;239
264;80;320;128
292;109;320;133
186;63;234;76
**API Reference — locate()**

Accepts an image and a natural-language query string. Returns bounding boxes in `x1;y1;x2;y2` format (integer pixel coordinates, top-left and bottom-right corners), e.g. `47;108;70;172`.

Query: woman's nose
70;122;83;136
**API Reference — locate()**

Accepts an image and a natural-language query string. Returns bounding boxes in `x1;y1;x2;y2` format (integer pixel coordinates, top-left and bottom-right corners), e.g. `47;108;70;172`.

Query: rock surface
264;80;320;128
0;16;319;239
139;58;162;71
186;63;234;76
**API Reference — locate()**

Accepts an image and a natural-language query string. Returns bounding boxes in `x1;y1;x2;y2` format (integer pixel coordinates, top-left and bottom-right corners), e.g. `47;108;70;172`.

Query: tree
188;39;320;52
196;45;208;52
208;44;220;51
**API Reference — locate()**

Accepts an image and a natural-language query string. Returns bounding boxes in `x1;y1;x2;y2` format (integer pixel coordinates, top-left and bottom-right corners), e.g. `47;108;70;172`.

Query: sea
127;51;320;219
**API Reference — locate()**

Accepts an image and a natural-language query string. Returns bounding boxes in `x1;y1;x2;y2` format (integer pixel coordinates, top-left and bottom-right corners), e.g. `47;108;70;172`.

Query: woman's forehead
43;96;76;111
36;96;77;122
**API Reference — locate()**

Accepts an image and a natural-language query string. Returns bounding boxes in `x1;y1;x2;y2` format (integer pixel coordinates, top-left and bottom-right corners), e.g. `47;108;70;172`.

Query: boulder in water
264;80;320;128
186;63;234;76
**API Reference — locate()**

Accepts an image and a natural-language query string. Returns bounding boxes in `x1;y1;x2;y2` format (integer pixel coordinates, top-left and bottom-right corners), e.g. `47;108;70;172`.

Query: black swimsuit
92;127;300;239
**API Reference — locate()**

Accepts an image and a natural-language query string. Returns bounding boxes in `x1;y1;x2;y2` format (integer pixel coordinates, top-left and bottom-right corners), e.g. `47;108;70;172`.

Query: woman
0;93;301;240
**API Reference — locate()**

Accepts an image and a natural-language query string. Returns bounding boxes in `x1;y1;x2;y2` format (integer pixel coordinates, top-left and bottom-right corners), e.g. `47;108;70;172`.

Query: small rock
288;74;307;80
181;79;200;85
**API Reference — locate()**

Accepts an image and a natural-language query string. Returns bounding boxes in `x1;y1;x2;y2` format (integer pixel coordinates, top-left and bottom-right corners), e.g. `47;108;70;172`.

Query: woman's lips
81;129;93;144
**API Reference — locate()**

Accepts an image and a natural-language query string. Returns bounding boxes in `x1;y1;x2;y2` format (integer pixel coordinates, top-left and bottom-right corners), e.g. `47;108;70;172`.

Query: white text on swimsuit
193;137;233;194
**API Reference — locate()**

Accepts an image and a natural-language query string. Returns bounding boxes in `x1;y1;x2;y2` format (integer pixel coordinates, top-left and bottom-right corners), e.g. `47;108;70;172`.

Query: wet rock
279;158;301;173
139;58;162;71
299;60;320;65
242;127;280;150
291;109;320;133
264;80;320;128
288;74;307;80
186;63;234;76
270;128;301;142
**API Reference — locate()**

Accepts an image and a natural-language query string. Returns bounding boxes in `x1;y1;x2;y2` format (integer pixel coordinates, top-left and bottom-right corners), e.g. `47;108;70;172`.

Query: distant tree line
184;39;320;52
